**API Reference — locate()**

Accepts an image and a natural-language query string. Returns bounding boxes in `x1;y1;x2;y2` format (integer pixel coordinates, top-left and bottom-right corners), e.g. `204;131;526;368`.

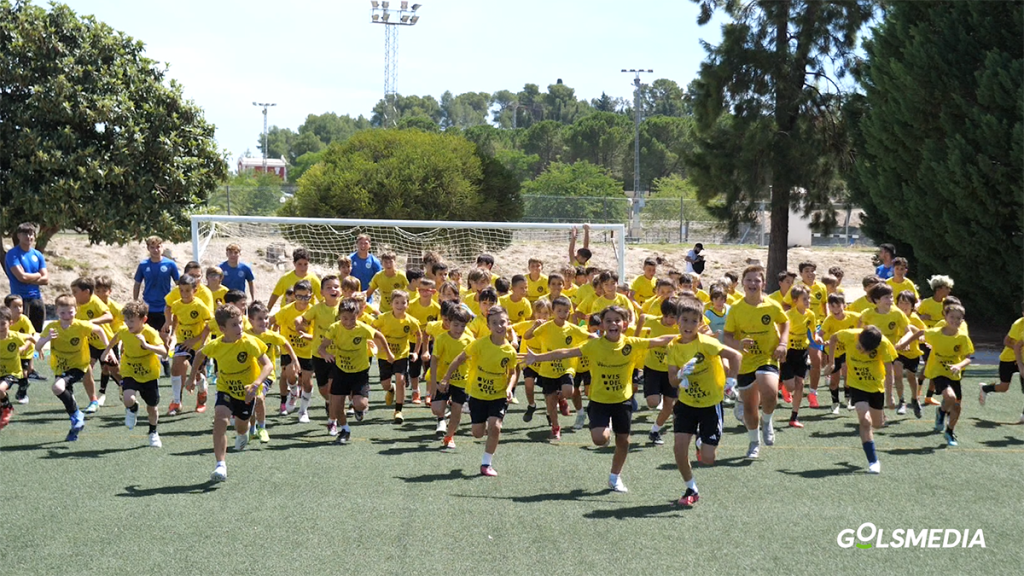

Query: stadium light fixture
372;14;379;21
370;1;423;126
412;3;421;10
371;1;379;7
401;1;408;8
401;14;410;22
410;15;419;23
382;12;390;21
382;1;389;7
621;68;654;199
252;101;277;179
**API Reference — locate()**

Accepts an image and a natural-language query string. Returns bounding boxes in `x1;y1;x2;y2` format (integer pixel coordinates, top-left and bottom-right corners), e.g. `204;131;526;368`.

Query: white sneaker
978;388;988;407
16;395;29;405
234;434;249;452
573;411;587;430
830;403;841;415
125;409;137;430
435;419;447;435
867;461;881;474
656;399;664;411
761;421;775;446
285;391;297;413
733;401;745;424
211;463;227;482
298;411;310;424
1018;414;1024;425
896;403;907;416
608;477;628;493
97;394;106;407
327;422;338;436
149;432;162;448
745;441;760;460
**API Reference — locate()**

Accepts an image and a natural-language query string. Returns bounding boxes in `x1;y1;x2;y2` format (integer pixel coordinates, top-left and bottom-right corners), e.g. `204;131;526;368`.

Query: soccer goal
190;215;627;280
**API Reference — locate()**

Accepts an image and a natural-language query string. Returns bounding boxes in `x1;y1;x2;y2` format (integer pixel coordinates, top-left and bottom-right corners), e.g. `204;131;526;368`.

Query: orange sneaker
411;391;422;404
807;393;819;409
166;402;182;416
423;396;432;405
781;387;792;404
442;435;456;449
788;419;804;429
924;397;941;406
195;391;208;413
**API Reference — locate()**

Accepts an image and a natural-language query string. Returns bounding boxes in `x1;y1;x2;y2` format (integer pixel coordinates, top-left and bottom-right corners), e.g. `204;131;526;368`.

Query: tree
543;81;592;124
641;79;691;118
371;94;443;127
0;1;225;250
522;120;565;172
208;172;286;216
849;1;1023;320
521;161;628;223
687;0;872;289
440;91;491;130
563;112;631;180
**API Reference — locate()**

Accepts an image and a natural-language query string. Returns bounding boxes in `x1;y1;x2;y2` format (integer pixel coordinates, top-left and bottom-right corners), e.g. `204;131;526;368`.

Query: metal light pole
621;69;652;197
253;101;276;173
370;1;422;127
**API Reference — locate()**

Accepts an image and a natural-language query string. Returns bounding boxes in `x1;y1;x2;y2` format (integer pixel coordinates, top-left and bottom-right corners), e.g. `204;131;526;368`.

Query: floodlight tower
370;1;422;127
622;69;653;198
253;101;276;172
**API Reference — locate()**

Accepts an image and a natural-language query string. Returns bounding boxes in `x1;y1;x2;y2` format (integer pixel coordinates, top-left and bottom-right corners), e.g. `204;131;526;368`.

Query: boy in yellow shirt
273;280;315;421
36;294;111;441
895;291;926;418
101;301;167;447
820;293;860;413
188;305;272;482
885;257;919;300
268;249;321;311
408;278;442;405
299;275;342;421
372;290;423;424
978;299;1024;419
431;306;474;449
4;295;37;404
630;258;658;306
248;301;298;443
0;305;36;430
367;251;409;314
500;275;533;324
206;266;229;308
526;258;548;303
71;277;115;413
768;271;796;307
858;283;910;411
781;286;822;429
568;223;592;266
640;298;683;446
94;275;123;404
166;275;213;415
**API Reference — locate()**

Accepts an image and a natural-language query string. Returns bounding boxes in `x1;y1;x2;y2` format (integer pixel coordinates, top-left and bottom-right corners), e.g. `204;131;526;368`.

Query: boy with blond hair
102;301;167;447
0;305;36;430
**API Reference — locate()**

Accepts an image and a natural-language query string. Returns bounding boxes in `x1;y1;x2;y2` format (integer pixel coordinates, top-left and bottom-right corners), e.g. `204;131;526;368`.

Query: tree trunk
766;0;793;292
35;225;60;252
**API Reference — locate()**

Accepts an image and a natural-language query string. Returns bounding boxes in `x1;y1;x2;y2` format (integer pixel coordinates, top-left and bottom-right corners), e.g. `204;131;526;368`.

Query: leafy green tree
849;1;1023;320
521;161;627;223
397;115;440;132
687;0;872;288
590;92;621;113
634;116;697;185
290;149;328;183
0;0;225;250
494;149;542;183
543;81;592;124
440;91;491;129
490;89;518;128
641;79;691;118
522;120;565;172
371;94;443;127
563;112;631;178
209;172;286;216
261;126;297;161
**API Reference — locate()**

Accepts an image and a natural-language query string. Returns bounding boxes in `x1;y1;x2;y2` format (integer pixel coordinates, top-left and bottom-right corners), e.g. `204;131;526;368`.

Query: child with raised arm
188;305;272;482
248;301;297;443
0;305;36;431
568;224;592;266
102;301;167;447
667;297;742;505
441;306;518;476
35;294;111;441
521;305;676;492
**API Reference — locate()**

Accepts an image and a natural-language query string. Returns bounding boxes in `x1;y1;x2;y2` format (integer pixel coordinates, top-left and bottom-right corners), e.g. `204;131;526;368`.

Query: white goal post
191;215;627;280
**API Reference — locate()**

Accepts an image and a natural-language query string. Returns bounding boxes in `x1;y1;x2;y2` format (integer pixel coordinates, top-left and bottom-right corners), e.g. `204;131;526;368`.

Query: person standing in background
4;223;49;332
349;234;382;302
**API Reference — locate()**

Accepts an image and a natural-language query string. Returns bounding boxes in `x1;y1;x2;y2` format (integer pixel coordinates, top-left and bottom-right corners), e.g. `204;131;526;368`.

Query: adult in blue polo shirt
350;233;382;302
132;236;180;332
4;222;49;331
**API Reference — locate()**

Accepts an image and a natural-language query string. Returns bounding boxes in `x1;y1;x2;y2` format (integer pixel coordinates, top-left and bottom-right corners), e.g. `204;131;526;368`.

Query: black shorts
672;402;724;446
642;367;677;399
573;371;591;389
89;345;118;366
587;400;632;434
850;388;885;410
378;358;409;381
172;344;196;362
932;376;962;400
145;311;166;333
0;375;18;389
56;368;86;389
408;355;423;379
329;367;370;398
833;353;846;372
523;366;539;380
736;365;780;389
215;391;254;420
312;356;333;389
281;355;314;372
122;377;160;406
895;355;920;374
434;384;468;405
540;374;572;396
20;358;31;373
781;348;809;381
920;343;931;367
469;397;508;425
998;360;1021;387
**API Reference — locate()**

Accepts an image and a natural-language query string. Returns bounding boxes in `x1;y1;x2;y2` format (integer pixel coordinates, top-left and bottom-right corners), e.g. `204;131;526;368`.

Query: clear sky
62;0;725;163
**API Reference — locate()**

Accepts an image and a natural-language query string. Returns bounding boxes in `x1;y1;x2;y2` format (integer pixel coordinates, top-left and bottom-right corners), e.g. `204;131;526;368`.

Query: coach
350;233;382;301
4;222;49;332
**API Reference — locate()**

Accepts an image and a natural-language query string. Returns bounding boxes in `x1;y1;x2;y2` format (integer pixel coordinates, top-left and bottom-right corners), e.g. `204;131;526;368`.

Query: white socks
651;423;660;433
686;478;697;492
761;412;773;427
482;452;493;466
747;429;759;443
171;376;182;403
299;391;311;413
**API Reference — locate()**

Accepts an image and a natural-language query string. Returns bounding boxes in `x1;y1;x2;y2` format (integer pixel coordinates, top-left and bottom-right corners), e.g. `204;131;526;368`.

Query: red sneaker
411;391;422;405
558;398;570;416
781;387;792;404
442;435;456;449
166;402;182;416
789;419;804;429
807;393;819;408
480;465;498;477
551;426;561;440
0;405;13;429
195;391;208;413
677;489;700;506
695;447;702;464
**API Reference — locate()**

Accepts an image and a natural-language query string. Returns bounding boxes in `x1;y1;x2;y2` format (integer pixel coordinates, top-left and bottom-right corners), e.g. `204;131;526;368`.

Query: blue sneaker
66;411;84;442
944;429;958;447
933;409;944;432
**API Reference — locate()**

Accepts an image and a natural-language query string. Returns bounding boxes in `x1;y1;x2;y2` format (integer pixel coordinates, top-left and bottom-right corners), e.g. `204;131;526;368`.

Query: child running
101;301;167;447
248;301;298;443
430;305;474;449
0;305;36;431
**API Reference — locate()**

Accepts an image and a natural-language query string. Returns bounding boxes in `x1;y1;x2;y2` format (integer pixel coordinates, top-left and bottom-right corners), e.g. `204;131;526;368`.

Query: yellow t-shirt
526;273;548;302
630;275;657;305
10;315;35;360
532;320;590;378
368;270;409;313
917;297;944;328
468;314;492;340
165;284;216;312
923;328;974;381
465;336;517;401
821;311;861;356
847;295;873;315
372;312;420;359
998;317;1024;362
202;334;268;400
0;332;30;379
785;308;817;350
170;299;212;349
499;295;533;324
302;301;340;359
322;321;375;373
425;320;446;339
784;280;828;318
726;291;743;306
272;271;322;304
249;329;289;366
435;330;474;388
77;294;112;349
642;296;665;316
572;283;596;308
692;289;712;305
104;298;124;333
408;298;442;328
724;298;788;373
666;334;726;407
900;313;926;359
117;326;162;382
836;329;896;393
859;307;909;346
642;317;679;371
768;289;789;307
580;336;650;404
587;293;633;317
272;302;313;359
44;319;94;373
209;286;229;308
886;277;919;300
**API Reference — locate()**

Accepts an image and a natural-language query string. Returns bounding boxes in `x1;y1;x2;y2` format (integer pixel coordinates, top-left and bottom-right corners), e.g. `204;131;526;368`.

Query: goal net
191;216;627;281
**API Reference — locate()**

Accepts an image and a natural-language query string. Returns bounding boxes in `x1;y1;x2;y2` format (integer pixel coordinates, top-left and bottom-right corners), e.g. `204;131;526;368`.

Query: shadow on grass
967;417;1002;430
777;462;861;479
583;501;680;520
373;432;442;445
810;427;859;439
979;435;1024;448
0;440;69;452
884;446;937;456
117;481;221;497
42;445;146;459
455;488;608;505
396;468;470;483
887;429;939;439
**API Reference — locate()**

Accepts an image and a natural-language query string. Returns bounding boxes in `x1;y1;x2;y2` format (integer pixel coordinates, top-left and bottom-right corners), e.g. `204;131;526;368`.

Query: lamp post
621;69;653;198
253;101;276;174
370;1;423;127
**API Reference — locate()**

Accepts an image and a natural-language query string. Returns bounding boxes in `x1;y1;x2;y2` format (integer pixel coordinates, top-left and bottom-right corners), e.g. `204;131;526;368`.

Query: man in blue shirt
875;243;896;280
349;234;382;301
218;243;256;300
132;236;180;332
4;222;49;332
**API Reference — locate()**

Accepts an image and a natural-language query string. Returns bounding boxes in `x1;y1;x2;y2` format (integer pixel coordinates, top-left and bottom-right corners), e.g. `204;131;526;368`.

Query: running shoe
648;430;664;445
97;394;106;407
780;387;792;404
298;411;310;424
867;461;881;474
166;402;182;416
924;397;941;406
551;426;561;441
912;399;922;419
761;421;775;446
0;405;12;430
196;391;208;413
678;488;700;506
279;402;288;416
84;400;99;414
807;392;819;409
234;434;249;452
608;477;628;493
393;410;404;425
336;429;351;445
385;390;395;406
211;463;227;482
978;387;988;407
258;428;270;443
944;429;958;447
788;419;804;429
733;401;745;424
442;435;456;449
745;441;760;460
355;410;365;422
573;411;587;430
327;422;338;436
285;391;298;412
480;465;498;477
523;404;537;422
149;432;162;448
558;398;570;416
896;401;907;415
411;391;422;404
436;419;447;436
830;403;840;415
508;396;519;405
125;408;137;430
15;388;28;404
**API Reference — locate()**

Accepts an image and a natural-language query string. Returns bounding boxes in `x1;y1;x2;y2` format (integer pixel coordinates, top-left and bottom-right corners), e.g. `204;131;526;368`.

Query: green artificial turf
2;362;1022;576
